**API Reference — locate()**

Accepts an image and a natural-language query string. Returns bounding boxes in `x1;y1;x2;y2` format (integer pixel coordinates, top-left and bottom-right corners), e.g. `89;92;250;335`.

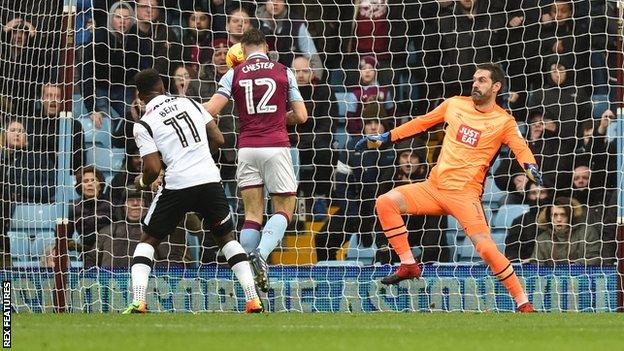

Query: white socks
131;242;155;303
222;240;259;301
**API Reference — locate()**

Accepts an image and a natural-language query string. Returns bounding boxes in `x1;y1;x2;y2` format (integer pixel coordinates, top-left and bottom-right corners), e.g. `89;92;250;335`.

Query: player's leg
261;194;295;259
124;188;184;314
239;186;264;252
258;147;297;260
237;148;264;253
197;183;262;313
377;181;445;284
447;195;534;312
213;232;262;313
250;194;295;288
470;234;534;312
250;147;297;292
123;233;160;314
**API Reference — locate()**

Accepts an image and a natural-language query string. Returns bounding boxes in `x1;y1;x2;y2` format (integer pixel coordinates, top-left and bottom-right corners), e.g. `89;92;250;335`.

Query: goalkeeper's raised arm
355;100;446;151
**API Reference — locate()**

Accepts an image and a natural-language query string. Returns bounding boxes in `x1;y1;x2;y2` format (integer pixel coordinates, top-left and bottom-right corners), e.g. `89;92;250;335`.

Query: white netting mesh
0;0;622;312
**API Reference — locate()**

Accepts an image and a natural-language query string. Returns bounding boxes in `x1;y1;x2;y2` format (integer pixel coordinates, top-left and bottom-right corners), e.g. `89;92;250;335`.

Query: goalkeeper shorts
393;180;490;237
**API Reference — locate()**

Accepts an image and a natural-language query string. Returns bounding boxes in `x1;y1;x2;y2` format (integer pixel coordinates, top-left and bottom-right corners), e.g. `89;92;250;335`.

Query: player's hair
240;28;266;47
476;63;506;90
134;68;163;95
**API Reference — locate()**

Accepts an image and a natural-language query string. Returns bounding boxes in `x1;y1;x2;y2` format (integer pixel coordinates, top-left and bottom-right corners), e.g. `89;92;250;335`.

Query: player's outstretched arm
355;100;447;151
202;94;229;123
205;119;225;153
286;101;308;125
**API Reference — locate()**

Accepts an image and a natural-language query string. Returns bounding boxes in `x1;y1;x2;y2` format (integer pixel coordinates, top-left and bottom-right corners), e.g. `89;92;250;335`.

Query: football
225;43;245;69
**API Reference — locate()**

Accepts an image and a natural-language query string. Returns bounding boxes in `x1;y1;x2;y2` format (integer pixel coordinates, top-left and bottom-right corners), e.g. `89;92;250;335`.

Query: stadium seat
10;204;64;231
445;232;458;261
592;94;609;118
493;204;530;229
79;115;112;148
328;69;346;91
491;230;507;254
455;237;478;262
186;232;200;265
345;234;376;264
55;171;78;203
333;91;351;117
447;215;464;239
85;147;125;174
456;231;507;262
482;177;505;208
8;231;28;259
517;121;527;137
8;230;56;263
447;207;493;262
333;124;348;150
73;93;87;118
290;148;301;180
489;155;503;176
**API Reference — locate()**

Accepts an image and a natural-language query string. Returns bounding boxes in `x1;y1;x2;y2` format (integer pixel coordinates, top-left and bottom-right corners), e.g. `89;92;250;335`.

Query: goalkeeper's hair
476;63;506;91
134;68;163;96
241;28;266;47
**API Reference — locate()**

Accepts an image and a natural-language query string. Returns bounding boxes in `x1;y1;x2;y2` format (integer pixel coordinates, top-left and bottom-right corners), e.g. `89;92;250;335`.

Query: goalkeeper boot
245;297;263;313
122;300;147;314
249;248;270;292
517;302;536;313
380;262;422;285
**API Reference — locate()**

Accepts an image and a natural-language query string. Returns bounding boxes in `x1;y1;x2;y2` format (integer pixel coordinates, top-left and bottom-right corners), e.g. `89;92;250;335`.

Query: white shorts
237;147;297;195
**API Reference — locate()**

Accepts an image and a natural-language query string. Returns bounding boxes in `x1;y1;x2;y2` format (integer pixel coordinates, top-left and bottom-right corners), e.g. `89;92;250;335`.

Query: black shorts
142;182;230;240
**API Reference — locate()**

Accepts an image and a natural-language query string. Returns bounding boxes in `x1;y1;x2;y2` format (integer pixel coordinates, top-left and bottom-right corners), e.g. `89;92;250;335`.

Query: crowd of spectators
0;0;620;267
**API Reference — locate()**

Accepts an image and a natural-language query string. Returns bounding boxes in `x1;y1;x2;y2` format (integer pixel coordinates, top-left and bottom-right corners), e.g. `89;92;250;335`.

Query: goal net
1;0;622;312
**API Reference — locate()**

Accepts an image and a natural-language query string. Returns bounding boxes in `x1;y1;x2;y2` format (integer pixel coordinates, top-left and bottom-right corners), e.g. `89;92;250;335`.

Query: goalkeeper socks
130;242;155;303
240;220;262;253
222;240;258;301
257;212;289;260
475;239;529;307
376;194;415;264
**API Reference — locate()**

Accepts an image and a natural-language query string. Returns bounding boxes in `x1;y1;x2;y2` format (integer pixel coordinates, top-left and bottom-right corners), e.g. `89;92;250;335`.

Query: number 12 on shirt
238;78;277;115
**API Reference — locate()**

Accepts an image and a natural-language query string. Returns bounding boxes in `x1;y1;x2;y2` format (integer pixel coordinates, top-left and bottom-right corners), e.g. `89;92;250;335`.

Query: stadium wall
8;265;619;313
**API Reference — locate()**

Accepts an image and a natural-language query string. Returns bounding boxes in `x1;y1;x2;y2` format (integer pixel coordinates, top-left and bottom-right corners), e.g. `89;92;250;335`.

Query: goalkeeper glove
523;163;543;186
355;132;390;151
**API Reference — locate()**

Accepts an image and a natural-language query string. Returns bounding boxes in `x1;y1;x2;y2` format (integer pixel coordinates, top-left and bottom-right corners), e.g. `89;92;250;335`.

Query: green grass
12;313;624;351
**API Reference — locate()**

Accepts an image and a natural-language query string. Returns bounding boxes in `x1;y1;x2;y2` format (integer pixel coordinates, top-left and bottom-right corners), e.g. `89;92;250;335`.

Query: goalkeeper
356;63;541;313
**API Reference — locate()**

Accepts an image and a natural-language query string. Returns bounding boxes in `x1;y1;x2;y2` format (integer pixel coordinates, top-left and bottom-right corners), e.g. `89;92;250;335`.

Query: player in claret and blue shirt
203;28;308;293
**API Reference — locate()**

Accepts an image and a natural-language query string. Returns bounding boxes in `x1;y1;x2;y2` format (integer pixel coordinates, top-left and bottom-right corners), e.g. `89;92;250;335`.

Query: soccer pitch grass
13;313;623;351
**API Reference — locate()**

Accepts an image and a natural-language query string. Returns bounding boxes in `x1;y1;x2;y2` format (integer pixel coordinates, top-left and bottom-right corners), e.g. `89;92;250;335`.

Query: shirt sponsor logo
456;124;481;147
